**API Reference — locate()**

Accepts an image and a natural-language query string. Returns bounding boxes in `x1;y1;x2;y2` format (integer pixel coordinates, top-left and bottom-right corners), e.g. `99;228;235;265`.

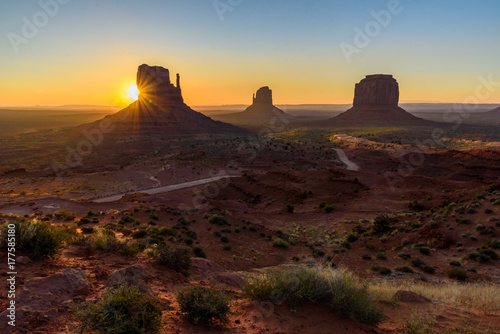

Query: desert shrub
1;220;67;260
220;236;229;243
119;214;136;224
361;254;372;260
449;260;461;267
411;258;426;268
86;229;141;257
324;205;334;213
487;184;499;193
158;227;177;236
208;215;229;226
312;249;326;258
396;266;414;273
183;238;194;245
372;214;391;234
488;239;500;249
447;268;467;281
243;266;384;325
285;203;295;213
375;252;387;260
370;265;391;276
222;244;232;251
55;209;75;221
419;247;431;255
319;202;326;209
421;265;435;274
273;238;289;249
408;200;426;212
398;252;411;260
75;284;162;334
480;249;498;259
131;230;148;239
193;246;206;258
476;224;486;231
157;245;192;273
177;286;231;325
456;218;472;225
346;233;358;243
81;226;95;234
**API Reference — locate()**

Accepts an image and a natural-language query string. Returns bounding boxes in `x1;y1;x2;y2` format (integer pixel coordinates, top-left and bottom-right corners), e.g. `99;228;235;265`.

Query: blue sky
0;0;499;106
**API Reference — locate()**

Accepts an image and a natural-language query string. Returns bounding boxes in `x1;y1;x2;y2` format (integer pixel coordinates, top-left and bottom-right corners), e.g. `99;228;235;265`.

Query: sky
0;0;499;107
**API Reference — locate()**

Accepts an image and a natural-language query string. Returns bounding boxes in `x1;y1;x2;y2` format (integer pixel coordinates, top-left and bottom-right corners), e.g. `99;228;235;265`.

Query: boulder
393;290;432;303
106;264;155;296
0;268;90;333
192;258;245;288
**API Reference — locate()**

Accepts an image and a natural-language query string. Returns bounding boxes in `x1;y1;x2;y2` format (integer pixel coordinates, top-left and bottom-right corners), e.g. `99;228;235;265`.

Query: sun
127;84;140;101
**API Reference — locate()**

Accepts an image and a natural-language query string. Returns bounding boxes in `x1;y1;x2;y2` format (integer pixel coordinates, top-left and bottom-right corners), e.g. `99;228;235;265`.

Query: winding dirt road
333;148;360;171
93;175;238;203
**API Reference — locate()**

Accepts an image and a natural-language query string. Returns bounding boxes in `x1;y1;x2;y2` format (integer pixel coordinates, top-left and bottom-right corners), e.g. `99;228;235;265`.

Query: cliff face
136;64;183;105
353;75;399;107
89;65;242;135
253;86;273;105
332;74;424;126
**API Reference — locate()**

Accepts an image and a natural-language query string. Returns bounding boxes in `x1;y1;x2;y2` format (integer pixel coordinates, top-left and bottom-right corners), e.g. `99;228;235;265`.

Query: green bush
1;220;67;260
75;284;162;333
375;252;387;260
487;184;499;193
411;258;426;268
447;268;467;281
131;230;148;239
346;233;358;243
370;265;391;276
273;238;289;249
243;266;384;325
419;247;431;255
286;203;295;213
489;239;500;249
157;245;192;273
55;209;75;221
193;246;206;258
449;260;461;267
85;229;141;257
324;205;334;213
408;200;426;212
395;266;414;274
177;286;231;325
421;265;435;274
397;252;411;260
208;215;229;226
372;214;391;234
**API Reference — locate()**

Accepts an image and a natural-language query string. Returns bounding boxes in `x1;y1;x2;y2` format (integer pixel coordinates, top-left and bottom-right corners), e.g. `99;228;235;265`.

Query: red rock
393;290;432;303
332;74;426;126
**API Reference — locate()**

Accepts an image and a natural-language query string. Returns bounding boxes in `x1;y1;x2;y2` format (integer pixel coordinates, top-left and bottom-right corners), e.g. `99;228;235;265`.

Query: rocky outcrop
253;86;273;105
213;86;294;125
331;74;425;126
105;264;156;296
487;106;500;114
80;64;242;136
0;268;90;333
136;64;183;105
393;290;432;303
191;258;245;288
353;75;399;107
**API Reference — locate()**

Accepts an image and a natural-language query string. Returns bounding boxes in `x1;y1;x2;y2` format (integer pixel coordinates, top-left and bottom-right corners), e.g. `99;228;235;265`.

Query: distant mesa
332;74;424;125
486;105;500;114
213;86;295;124
87;64;241;135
